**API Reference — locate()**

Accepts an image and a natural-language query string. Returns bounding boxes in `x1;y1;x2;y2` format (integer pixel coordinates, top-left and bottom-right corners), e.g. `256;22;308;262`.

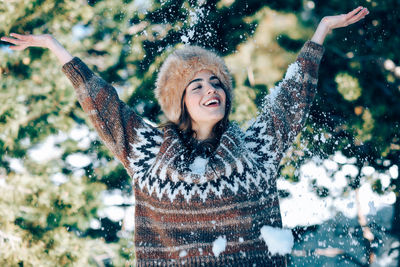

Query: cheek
184;94;199;116
186;93;202;106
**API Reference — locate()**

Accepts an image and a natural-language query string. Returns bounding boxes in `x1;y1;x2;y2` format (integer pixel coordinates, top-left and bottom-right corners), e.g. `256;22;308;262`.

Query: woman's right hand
1;33;73;64
1;33;54;50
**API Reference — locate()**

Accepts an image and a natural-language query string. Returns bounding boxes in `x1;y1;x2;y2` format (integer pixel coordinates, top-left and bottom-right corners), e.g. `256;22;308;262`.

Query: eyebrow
187;75;220;87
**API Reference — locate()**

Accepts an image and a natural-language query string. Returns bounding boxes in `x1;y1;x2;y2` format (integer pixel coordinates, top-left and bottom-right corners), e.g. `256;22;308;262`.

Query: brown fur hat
155;45;233;123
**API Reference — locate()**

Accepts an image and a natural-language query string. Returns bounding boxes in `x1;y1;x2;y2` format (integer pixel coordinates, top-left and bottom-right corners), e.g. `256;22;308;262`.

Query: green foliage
335;72;362;101
0;173;107;266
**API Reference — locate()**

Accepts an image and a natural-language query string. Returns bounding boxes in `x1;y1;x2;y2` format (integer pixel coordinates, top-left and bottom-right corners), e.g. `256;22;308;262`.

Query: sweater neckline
158;123;248;182
163;123;244;160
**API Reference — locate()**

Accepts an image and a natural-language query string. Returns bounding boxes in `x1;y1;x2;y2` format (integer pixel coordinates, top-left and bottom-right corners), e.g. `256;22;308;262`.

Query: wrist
45;36;73;65
311;22;330;45
317;20;331;34
46;35;58;50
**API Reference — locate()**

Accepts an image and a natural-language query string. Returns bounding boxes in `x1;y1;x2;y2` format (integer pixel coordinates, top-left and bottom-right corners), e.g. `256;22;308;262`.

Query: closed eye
212;82;223;88
210;76;223;88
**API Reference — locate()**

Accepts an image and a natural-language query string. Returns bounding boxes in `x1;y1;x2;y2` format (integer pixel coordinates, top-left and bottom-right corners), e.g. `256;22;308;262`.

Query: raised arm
244;7;369;167
1;33;73;64
311;6;369;45
1;33;163;176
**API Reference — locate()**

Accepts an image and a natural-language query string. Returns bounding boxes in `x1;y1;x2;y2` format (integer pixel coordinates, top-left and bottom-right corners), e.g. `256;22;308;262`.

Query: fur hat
155;45;233;123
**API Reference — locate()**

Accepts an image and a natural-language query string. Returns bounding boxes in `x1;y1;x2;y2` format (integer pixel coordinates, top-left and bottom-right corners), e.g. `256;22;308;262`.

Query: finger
354;7;369;18
0;36;27;45
346;6;364;19
10;33;30;40
353;7;369;18
346;8;368;23
347;8;369;24
8;45;28;51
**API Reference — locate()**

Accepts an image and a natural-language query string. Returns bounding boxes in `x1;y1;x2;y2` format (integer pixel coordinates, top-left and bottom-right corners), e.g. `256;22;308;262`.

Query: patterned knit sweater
62;41;324;266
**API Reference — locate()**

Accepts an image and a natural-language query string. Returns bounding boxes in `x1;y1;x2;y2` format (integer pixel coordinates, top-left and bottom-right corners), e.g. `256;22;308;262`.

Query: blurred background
1;0;399;266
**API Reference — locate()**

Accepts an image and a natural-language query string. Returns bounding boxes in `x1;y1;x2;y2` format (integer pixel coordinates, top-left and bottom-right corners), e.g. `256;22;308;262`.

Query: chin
193;110;226;127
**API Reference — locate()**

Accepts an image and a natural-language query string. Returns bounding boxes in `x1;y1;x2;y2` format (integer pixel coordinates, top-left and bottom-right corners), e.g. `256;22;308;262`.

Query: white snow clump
212;236;227;257
284;62;301;82
181;35;189;44
260;226;294;255
189;157;208;175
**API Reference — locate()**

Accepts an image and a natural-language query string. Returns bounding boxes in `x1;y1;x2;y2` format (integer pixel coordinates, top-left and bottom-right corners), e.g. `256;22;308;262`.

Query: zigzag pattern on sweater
128;123;278;202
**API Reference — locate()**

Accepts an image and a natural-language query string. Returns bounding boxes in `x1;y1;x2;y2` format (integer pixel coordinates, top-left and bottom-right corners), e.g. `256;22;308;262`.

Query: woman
1;6;369;266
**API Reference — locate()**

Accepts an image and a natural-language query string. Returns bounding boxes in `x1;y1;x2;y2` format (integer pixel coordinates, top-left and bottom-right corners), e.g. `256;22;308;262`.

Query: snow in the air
212;236;227;257
189;156;208;175
260;226;294;255
181;35;189;44
179;5;209;44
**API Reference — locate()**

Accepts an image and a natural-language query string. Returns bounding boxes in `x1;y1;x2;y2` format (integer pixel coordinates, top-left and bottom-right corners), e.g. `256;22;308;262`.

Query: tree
0;0;277;265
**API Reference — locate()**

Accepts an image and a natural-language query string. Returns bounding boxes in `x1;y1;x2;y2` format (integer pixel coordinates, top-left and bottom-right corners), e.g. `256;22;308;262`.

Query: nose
206;83;217;94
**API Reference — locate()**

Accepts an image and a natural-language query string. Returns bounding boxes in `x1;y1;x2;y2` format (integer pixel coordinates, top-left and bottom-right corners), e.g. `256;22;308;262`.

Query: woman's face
184;70;226;130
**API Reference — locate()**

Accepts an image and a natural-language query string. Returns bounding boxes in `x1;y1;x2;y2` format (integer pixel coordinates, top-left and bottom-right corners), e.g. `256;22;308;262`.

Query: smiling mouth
203;99;220;107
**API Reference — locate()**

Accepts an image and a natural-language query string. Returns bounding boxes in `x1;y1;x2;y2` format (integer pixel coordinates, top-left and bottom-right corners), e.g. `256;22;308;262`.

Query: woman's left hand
311;6;370;45
321;6;369;31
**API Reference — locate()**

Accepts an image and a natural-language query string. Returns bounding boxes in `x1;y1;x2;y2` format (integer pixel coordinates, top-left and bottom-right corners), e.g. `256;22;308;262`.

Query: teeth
204;99;219;106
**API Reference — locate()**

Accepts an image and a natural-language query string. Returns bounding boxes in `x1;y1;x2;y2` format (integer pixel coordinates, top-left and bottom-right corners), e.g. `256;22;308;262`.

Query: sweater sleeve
244;41;324;167
62;57;162;175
